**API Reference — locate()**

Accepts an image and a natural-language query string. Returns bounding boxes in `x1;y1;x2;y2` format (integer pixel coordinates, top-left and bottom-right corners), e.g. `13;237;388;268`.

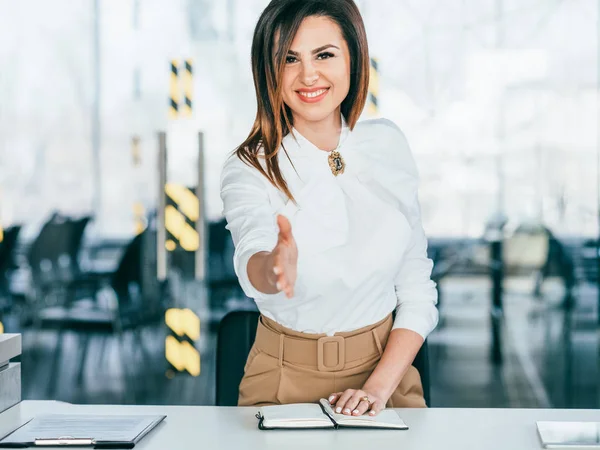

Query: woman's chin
291;106;337;124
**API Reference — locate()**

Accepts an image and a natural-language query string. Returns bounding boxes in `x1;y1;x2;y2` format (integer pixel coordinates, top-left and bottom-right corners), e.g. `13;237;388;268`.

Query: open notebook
256;398;408;430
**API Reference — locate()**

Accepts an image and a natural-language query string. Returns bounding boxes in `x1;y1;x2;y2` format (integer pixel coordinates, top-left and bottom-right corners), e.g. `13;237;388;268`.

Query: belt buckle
317;336;345;372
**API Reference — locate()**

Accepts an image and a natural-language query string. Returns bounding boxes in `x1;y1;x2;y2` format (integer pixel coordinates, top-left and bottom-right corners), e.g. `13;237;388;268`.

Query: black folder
0;414;166;448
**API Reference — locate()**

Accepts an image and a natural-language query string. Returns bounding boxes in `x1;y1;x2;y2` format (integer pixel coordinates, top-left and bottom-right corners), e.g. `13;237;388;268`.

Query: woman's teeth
298;89;328;98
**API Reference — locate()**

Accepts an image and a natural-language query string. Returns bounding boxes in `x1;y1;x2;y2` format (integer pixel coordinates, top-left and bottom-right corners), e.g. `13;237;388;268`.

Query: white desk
1;401;598;449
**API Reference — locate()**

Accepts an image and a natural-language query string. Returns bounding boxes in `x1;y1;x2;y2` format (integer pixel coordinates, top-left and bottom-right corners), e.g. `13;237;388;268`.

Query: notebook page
259;404;333;428
1;415;162;443
319;399;408;429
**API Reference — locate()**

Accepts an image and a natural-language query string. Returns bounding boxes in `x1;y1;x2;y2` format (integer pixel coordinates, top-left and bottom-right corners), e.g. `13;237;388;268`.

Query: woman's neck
292;111;342;152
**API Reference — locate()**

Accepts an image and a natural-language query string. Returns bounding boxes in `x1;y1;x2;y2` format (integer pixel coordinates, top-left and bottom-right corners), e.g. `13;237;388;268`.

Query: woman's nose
300;60;319;85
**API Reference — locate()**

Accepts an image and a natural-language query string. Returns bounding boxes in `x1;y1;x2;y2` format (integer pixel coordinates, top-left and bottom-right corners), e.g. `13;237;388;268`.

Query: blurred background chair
504;223;576;307
206;218;249;330
24;213;92;319
0;225;22;316
24;222;167;400
215;310;431;407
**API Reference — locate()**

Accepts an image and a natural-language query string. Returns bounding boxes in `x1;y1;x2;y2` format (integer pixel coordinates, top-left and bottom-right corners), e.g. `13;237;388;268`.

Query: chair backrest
26;214;73;285
110;228;166;322
216;310;261;407
215;310;431;406
67;216;92;275
0;225;22;274
0;225;22;293
111;231;144;301
208;218;236;282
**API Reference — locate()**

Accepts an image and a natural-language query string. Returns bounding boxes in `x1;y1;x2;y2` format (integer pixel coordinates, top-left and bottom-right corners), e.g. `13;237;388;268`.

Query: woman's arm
220;156;298;298
329;328;424;416
328;120;438;415
360;328;424;408
220;155;279;299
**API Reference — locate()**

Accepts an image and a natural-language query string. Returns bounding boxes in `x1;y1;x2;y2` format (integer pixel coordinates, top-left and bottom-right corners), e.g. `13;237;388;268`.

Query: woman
220;0;438;416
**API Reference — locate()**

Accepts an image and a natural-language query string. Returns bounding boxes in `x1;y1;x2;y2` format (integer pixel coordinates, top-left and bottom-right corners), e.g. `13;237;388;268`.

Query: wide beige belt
254;314;391;372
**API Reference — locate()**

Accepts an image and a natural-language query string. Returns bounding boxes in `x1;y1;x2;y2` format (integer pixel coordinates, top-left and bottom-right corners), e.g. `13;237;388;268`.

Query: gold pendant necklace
328;149;345;176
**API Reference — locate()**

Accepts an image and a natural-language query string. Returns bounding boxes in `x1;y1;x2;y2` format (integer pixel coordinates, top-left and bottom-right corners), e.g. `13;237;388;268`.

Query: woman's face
281;16;351;125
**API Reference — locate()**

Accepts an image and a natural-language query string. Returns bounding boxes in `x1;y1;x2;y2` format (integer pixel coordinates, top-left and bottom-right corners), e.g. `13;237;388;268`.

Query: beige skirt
238;313;426;408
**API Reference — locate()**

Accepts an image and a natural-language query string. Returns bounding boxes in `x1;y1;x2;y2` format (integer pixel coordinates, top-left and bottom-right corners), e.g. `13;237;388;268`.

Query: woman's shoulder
220;150;269;190
354;116;402;134
351;117;418;178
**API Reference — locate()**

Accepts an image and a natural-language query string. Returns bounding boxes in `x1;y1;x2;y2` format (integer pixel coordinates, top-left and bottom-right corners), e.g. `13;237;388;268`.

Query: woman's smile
296;87;330;103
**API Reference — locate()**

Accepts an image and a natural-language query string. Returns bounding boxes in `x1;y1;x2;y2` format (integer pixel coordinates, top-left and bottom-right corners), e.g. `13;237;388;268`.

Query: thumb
277;215;293;242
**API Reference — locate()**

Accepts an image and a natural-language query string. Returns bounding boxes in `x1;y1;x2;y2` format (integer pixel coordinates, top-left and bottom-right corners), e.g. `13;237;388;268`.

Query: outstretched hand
270;214;298;298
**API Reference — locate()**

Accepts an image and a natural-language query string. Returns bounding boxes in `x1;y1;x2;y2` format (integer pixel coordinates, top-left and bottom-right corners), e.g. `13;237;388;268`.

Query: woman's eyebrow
287;44;340;56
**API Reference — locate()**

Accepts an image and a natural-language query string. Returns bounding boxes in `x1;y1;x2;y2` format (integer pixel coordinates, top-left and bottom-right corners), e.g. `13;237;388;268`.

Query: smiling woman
236;0;370;204
220;0;438;416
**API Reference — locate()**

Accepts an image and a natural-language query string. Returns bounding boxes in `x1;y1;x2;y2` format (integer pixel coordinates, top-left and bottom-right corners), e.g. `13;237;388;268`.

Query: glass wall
0;0;597;407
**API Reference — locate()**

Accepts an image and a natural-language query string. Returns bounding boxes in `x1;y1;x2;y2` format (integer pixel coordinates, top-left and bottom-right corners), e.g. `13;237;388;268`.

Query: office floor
16;275;599;408
429;277;598;408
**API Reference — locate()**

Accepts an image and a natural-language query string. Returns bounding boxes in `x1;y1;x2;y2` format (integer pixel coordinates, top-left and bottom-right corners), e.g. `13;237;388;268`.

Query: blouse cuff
392;302;439;340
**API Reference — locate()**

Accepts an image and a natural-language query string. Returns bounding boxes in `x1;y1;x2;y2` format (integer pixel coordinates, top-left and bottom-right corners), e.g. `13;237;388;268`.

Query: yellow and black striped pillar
169;60;180;120
133;203;145;236
367;57;380;117
168;59;194;120
164;183;199;252
131;135;145;235
182;59;193;118
165;308;201;377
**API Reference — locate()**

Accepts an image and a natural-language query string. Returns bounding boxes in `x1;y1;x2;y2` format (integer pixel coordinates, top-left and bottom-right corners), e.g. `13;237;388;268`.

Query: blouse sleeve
219;154;280;301
380;120;439;339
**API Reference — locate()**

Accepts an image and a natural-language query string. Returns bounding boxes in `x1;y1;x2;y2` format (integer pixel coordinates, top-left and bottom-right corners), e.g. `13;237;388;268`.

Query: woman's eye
317;52;334;60
285;52;334;64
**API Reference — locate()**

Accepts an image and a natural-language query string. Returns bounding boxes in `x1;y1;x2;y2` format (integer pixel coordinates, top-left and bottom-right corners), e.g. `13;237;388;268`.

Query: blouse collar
282;113;350;159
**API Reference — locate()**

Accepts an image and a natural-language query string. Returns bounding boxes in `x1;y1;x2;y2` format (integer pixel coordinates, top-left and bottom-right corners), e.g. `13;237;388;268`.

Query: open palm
272;214;298;298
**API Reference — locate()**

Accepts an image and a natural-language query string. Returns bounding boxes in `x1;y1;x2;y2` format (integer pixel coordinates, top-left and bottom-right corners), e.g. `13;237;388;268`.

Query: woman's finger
276;271;293;297
352;397;371;416
333;389;355;414
367;400;384;416
328;392;343;404
276;273;286;290
345;391;365;415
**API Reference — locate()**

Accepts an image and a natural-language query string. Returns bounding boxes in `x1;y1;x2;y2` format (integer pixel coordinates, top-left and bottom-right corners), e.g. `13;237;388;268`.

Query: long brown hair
234;0;370;204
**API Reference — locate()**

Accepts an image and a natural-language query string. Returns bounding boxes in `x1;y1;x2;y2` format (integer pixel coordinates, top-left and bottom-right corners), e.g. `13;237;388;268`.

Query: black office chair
0;225;21;312
216;310;431;407
32;228;166;399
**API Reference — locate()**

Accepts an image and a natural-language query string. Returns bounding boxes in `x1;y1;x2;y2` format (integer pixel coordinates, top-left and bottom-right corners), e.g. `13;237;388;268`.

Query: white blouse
219;117;438;339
